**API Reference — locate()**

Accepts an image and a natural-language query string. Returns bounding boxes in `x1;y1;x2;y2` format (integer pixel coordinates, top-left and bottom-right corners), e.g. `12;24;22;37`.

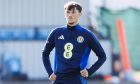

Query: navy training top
42;24;106;79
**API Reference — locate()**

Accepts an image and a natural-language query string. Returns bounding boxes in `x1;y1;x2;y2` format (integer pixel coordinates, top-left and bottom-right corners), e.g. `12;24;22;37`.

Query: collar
67;24;79;30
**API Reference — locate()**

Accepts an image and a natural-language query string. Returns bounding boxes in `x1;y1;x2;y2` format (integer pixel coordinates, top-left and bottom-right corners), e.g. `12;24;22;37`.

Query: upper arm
43;29;56;53
87;32;105;56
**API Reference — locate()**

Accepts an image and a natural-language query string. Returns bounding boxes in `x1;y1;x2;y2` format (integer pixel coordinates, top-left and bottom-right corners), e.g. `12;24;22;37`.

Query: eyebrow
66;8;77;13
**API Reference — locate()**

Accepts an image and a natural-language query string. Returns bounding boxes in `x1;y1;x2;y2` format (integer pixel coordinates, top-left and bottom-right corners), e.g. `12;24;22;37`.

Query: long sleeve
87;33;106;76
42;29;55;77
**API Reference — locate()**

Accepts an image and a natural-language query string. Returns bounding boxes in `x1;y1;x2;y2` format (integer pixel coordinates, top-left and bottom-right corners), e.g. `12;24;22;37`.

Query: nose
68;12;73;17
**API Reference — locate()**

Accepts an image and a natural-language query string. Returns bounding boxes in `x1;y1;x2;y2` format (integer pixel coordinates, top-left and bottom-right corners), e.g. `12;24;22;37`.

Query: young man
42;1;106;84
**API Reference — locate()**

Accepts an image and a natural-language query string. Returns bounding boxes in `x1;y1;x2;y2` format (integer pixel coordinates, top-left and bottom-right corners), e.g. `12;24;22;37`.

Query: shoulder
79;26;98;40
79;26;94;36
50;26;66;34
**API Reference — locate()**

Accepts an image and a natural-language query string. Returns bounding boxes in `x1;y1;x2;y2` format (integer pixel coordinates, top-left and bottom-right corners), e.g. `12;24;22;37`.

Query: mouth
68;18;73;20
68;22;75;25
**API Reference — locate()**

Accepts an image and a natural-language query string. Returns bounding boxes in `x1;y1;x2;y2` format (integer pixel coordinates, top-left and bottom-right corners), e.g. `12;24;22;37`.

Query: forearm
42;29;55;77
87;54;106;76
42;51;53;77
87;33;107;76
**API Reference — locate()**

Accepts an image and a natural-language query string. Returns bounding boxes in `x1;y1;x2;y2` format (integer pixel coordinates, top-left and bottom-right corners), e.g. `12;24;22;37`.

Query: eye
72;11;75;14
66;11;70;14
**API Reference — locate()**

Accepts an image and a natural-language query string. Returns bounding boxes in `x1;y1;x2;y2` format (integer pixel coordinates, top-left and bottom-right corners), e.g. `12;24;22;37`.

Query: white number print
63;43;73;59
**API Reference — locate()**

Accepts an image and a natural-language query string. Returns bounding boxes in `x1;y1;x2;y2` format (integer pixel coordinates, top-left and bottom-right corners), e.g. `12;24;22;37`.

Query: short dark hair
64;1;82;13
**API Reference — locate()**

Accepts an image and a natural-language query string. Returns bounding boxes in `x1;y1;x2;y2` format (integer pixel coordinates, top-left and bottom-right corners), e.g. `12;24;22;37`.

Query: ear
79;12;82;17
64;11;67;18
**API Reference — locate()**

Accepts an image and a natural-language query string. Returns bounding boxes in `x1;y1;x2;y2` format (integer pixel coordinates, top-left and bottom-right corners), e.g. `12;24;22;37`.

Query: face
64;8;82;26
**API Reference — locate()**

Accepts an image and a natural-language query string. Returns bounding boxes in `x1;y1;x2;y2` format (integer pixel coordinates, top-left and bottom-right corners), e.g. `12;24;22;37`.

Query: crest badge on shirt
77;36;84;43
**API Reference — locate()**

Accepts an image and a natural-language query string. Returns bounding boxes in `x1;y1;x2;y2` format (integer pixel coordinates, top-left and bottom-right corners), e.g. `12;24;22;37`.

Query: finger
49;77;53;81
85;74;88;78
50;77;56;81
49;76;56;81
81;73;86;77
81;73;84;76
81;72;85;75
52;76;56;79
81;72;86;76
51;78;55;81
81;73;88;77
82;75;86;78
82;74;87;78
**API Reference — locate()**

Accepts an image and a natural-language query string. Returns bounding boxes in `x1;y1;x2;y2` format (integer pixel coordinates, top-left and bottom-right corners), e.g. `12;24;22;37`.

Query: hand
80;69;88;78
49;73;56;81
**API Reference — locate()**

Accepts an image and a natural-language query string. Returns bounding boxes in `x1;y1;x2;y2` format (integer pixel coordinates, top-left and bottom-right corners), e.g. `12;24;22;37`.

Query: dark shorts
53;74;87;84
